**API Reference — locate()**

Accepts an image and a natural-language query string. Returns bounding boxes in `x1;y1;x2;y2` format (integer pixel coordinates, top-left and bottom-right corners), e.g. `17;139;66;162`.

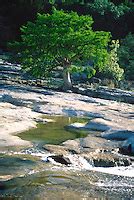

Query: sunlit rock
62;139;81;154
68;118;116;131
43;144;69;155
79;135;119;152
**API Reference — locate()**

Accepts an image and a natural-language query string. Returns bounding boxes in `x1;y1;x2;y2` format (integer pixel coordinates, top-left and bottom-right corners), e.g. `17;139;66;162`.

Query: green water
18;115;89;145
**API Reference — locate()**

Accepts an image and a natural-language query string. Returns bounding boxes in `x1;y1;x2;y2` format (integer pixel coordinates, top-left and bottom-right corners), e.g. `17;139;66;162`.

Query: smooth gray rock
80;135;119;151
101;130;134;140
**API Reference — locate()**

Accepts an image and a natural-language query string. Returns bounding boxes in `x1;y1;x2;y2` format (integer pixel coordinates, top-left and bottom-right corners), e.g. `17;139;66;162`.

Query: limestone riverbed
0;63;134;199
0;81;134;147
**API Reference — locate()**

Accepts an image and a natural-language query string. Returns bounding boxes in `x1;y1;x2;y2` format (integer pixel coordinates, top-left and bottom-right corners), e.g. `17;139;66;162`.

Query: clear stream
0;116;134;200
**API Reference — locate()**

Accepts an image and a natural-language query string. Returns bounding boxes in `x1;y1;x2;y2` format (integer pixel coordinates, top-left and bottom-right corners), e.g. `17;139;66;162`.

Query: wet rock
0;182;6;190
101;129;134;156
45;147;132;167
119;136;134;155
47;155;71;165
82;152;132;167
119;145;132;155
62;134;120;155
44;141;81;155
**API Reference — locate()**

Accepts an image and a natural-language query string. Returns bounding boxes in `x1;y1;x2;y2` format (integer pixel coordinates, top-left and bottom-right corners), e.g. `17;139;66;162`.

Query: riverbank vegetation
0;0;134;89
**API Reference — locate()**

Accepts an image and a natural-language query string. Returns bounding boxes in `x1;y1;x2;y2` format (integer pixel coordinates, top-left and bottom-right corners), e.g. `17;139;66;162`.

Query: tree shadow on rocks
1;94;49;110
0;84;54;96
62;108;103;118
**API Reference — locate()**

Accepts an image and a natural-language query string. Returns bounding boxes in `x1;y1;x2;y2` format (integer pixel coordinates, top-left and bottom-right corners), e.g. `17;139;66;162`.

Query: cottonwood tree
10;9;110;89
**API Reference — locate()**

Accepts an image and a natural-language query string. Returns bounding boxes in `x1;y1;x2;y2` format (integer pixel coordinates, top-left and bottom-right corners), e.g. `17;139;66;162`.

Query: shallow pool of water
18;115;89;146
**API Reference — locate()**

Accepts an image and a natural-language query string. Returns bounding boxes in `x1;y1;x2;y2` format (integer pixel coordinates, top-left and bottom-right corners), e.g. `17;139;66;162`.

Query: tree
10;9;110;89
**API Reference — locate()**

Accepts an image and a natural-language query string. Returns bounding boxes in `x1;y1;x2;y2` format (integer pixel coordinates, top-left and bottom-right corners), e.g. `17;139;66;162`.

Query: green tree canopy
10;9;111;89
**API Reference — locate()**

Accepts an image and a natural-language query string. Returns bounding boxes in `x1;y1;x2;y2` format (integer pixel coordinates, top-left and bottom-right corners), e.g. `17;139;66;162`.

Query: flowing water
0;116;134;200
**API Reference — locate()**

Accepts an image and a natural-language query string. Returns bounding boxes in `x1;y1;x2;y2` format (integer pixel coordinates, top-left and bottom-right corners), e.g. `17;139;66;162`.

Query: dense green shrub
102;40;124;82
118;33;134;80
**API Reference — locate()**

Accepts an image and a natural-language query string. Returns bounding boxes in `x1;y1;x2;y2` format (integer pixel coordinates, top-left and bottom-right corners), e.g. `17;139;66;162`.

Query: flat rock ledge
0;102;54;147
67;119;134;155
73;86;134;104
1;62;133;104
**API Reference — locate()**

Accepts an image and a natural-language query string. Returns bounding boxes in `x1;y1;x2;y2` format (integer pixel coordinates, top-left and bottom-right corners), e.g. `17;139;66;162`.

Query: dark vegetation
0;0;134;88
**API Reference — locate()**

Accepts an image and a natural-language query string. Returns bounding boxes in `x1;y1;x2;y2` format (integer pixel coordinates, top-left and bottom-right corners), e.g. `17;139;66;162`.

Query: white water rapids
9;148;134;178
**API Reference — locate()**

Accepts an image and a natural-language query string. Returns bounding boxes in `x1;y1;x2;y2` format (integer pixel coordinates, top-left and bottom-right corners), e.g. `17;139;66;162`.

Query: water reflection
18;115;89;146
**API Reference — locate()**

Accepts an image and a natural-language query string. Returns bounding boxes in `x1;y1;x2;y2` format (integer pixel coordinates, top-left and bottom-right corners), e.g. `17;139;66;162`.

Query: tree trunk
63;68;72;90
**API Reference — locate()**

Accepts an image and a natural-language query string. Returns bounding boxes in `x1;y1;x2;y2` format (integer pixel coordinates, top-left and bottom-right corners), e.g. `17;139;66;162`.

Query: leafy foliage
102;40;124;81
89;0;130;18
9;9;110;87
118;33;134;80
70;64;96;80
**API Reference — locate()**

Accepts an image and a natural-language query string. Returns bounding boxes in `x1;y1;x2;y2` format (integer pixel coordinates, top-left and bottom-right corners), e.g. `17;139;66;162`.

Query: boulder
47;155;71;165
